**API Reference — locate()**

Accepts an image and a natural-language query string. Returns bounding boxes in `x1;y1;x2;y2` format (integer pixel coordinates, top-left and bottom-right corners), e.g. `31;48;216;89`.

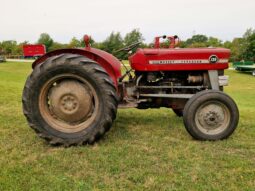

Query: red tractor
22;35;239;146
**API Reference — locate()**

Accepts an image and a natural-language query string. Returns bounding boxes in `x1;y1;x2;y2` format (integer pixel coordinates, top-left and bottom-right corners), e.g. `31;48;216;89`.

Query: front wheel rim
195;100;231;135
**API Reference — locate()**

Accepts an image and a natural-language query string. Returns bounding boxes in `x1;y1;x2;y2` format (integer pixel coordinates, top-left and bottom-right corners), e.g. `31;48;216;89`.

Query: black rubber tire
172;109;183;117
183;90;239;140
22;54;118;146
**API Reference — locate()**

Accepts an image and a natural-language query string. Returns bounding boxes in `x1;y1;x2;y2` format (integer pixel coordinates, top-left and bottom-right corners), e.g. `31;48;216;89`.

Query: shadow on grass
102;108;186;143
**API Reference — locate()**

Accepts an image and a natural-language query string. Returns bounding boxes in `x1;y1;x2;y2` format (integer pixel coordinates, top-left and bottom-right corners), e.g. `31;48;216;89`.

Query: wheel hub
60;95;78;113
203;111;222;126
197;102;227;133
49;80;93;123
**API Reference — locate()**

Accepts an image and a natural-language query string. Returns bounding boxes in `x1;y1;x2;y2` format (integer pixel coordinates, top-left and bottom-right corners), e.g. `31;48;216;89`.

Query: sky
0;0;254;43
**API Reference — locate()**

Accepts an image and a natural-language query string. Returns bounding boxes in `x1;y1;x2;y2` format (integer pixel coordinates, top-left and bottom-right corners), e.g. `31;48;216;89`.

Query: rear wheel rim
195;100;231;135
39;74;99;133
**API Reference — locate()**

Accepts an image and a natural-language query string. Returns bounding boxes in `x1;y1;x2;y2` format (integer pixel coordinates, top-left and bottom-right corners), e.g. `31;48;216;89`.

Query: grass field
0;61;254;191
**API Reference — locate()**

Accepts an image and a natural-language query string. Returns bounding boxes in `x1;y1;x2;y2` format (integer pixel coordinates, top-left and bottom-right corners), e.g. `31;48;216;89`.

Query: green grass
0;62;254;191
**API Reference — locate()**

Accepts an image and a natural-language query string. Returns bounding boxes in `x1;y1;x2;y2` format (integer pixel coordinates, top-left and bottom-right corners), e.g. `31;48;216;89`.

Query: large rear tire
183;90;239;140
22;54;118;146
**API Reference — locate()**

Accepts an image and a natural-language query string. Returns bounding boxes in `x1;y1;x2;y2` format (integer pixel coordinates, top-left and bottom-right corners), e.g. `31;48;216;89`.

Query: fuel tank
129;48;230;71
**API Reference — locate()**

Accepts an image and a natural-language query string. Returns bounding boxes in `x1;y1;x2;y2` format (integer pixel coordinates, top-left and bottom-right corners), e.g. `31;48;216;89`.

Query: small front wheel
183;90;239;140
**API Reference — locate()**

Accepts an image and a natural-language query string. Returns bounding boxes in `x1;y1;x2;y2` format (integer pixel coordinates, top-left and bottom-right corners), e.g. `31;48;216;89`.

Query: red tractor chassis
22;34;239;146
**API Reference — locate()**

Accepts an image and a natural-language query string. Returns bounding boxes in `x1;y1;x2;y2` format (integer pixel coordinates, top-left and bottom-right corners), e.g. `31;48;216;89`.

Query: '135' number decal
209;55;218;63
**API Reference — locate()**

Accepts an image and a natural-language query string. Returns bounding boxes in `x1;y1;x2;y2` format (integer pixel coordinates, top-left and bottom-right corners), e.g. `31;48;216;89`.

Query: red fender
32;48;122;88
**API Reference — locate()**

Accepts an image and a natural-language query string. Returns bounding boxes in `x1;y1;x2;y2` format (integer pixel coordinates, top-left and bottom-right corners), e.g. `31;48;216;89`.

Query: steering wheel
115;41;142;53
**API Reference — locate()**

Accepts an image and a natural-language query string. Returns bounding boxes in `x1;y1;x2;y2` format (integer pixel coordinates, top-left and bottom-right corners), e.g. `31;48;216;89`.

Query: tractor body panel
32;48;122;87
129;48;230;71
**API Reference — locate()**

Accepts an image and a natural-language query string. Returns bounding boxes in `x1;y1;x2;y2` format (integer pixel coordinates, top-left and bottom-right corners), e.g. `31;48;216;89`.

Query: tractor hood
129;48;230;71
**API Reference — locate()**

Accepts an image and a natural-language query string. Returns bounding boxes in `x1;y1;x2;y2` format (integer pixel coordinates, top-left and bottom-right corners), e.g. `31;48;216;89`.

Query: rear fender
32;48;122;88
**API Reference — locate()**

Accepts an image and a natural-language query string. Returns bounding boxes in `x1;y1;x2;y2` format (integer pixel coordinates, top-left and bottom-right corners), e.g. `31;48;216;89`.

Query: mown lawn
0;61;254;191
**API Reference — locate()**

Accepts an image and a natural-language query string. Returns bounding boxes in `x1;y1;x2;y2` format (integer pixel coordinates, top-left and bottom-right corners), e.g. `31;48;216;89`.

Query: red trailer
23;44;46;58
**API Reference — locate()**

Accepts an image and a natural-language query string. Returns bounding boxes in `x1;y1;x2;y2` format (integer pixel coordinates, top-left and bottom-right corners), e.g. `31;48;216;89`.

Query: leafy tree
224;28;255;62
124;29;144;45
37;33;53;52
102;32;124;59
244;33;255;61
92;42;105;49
230;38;245;61
121;29;145;59
242;28;255;61
222;41;234;61
0;40;30;55
186;34;208;47
178;41;187;48
223;41;232;49
0;28;254;62
16;41;29;55
207;37;222;47
0;40;18;55
48;42;67;52
68;37;82;48
188;42;207;48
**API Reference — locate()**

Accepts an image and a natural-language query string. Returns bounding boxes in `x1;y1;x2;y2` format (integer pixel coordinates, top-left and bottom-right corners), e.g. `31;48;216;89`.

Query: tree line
0;28;254;61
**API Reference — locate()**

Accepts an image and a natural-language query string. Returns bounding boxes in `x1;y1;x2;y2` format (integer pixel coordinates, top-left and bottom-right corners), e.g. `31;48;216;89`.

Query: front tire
22;54;118;146
183;90;239;140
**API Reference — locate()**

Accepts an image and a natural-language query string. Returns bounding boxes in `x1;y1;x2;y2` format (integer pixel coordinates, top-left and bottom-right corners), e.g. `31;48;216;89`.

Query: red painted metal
154;37;161;48
31;35;231;89
168;36;180;48
32;48;122;87
23;44;46;57
154;35;180;48
129;48;230;71
84;35;90;48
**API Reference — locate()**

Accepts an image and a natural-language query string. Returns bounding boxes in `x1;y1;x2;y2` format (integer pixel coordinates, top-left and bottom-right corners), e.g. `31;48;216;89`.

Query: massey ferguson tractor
22;35;239;146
